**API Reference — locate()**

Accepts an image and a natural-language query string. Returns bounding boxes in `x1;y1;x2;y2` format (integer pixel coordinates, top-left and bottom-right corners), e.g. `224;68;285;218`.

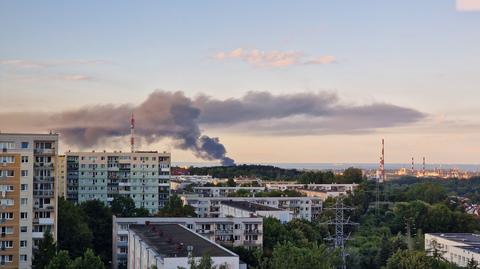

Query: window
21;156;28;163
1;227;13;235
0;142;15;150
0;213;13;220
20;241;27;248
21;142;29;149
21;184;28;191
0;200;14;206
20;212;27;219
21;170;28;177
0;255;13;263
20;255;27;261
20;226;27;233
0;156;14;163
0;171;15;177
1;241;13;248
21;198;27;205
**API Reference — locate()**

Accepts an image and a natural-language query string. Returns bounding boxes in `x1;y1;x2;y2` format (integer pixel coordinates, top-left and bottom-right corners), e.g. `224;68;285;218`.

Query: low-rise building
113;216;262;269
425;233;480;267
192;187;266;197
128;224;244;269
181;196;322;221
219;201;292;223
265;183;358;193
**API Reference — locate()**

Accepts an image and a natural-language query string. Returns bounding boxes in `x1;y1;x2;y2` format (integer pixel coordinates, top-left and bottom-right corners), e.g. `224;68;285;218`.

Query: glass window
21;142;29;149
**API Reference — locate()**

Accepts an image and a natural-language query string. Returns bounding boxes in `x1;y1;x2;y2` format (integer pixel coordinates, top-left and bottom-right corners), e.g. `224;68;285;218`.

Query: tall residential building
65;151;171;213
0;133;59;269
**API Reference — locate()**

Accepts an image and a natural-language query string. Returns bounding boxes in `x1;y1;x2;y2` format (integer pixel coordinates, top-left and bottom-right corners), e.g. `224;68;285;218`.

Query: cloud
62;75;92;81
456;0;480;11
214;48;336;68
0;59;110;68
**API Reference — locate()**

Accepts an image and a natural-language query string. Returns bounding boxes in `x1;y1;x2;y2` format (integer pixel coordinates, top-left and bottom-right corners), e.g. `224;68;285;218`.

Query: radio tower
380;139;385;182
376;139;385;215
322;197;358;269
130;112;135;153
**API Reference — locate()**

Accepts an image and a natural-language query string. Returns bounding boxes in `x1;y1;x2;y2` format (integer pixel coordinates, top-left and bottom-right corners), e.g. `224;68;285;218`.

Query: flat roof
428;233;480;245
129;224;235;258
221;200;282;212
458;246;480;254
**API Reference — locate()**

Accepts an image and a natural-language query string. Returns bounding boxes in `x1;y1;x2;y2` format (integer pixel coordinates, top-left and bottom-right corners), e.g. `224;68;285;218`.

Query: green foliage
46;250;72;269
58;198;93;258
270;242;339;269
384;250;459;269
187;164;302;180
70;249;106;269
156;195;196;217
46;249;105;269
111;195;150;217
32;231;57;269
226;178;236;187
80;200;113;265
181;253;227;269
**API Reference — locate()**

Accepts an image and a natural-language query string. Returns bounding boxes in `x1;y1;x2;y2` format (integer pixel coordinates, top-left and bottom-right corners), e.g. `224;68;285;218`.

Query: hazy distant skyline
1;1;480;164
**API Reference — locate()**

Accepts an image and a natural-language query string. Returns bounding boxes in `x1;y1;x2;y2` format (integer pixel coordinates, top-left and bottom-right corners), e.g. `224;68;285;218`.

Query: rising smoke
0;90;426;166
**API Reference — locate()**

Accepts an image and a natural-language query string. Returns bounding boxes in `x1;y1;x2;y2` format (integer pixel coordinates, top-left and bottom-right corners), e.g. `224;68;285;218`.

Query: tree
46;250;72;269
342;167;364;184
32;230;57;269
80;200;113;265
70;249;105;269
467;258;479;269
385;250;457;269
157;195;196;217
270;242;339;269
111;195;137;217
179;253;227;269
58;198;93;258
226;178;236;187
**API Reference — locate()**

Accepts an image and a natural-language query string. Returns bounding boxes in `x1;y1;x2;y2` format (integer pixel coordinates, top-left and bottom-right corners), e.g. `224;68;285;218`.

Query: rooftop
221;200;282;212
458;246;480;254
429;233;480;246
129;224;235;258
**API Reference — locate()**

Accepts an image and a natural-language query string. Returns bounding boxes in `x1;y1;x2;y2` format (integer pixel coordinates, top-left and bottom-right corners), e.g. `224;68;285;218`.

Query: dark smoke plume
0;90;426;166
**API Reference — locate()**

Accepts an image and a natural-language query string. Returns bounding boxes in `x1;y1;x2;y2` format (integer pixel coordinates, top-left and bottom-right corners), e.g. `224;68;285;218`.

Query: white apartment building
113;216;263;269
265;183;358;193
181;195;323;221
0;133;59;269
425;233;480;267
192;187;266;197
219;201;293;223
128;224;244;269
65;151;170;213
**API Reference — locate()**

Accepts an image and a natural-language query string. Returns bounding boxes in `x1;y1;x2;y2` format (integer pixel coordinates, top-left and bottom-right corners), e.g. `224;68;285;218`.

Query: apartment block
65;151;170;213
425;233;480;267
56;155;66;198
128;224;244;269
0;133;59;269
192;186;266;197
113;216;262;269
181;195;323;221
219;201;293;223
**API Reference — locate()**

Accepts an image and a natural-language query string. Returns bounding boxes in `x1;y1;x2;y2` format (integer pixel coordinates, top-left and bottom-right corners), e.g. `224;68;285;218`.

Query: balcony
244;240;260;246
32;232;44;239
39;218;54;225
244;230;261;235
33;190;54;197
34;148;54;155
215;229;234;235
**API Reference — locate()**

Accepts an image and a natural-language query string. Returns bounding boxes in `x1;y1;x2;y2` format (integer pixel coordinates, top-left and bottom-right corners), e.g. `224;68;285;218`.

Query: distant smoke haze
0;90;426;166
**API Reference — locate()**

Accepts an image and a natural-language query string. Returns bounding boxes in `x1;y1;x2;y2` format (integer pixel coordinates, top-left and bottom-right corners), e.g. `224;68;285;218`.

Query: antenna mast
130;112;135;153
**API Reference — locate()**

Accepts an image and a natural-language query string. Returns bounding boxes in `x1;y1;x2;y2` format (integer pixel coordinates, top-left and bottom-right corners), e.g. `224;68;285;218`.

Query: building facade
128;224;243;269
0;133;59;269
56;155;66;198
192;187;266;197
113;216;263;269
425;233;480;267
181;196;323;221
65;151;170;213
219;201;293;223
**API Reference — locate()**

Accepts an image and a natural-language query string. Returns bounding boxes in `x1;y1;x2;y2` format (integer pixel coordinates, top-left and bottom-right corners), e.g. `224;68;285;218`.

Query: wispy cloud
62;75;92;81
456;0;480;11
214;48;336;68
0;59;110;68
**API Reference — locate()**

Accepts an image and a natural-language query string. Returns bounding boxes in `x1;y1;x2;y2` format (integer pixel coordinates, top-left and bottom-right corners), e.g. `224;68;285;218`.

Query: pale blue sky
1;0;480;163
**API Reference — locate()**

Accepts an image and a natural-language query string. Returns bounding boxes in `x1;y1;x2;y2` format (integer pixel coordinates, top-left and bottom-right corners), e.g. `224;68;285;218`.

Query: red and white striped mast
130;112;135;153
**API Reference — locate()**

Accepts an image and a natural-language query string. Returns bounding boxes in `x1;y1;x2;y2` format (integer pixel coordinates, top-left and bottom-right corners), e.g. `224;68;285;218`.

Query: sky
1;0;480;164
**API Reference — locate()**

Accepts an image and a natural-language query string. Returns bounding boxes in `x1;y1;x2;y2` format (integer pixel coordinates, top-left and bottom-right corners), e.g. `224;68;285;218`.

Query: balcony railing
244;229;261;235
